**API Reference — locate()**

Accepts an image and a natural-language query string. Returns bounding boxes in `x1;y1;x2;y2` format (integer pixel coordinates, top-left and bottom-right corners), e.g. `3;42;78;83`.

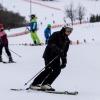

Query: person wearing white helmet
29;26;73;91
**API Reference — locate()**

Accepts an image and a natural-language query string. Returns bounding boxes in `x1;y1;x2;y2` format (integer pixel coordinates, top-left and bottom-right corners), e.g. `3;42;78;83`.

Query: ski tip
1;61;16;64
1;61;7;63
65;91;78;95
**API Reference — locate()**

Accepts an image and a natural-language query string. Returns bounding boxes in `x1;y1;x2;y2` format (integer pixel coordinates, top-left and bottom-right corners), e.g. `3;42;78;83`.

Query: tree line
0;3;26;29
90;14;100;22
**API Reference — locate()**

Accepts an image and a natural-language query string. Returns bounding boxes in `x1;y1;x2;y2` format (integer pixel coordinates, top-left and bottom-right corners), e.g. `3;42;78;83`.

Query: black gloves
60;63;66;69
31;29;35;32
60;57;67;69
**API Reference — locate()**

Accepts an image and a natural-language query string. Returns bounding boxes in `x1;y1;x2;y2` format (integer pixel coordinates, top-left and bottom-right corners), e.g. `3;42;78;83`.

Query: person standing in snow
29;26;73;91
0;24;14;63
29;14;41;45
44;24;51;44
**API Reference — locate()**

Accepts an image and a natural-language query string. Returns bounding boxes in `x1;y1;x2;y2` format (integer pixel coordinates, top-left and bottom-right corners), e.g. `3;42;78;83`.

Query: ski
45;90;78;95
11;88;26;91
8;61;16;63
10;88;78;95
0;61;16;64
0;61;8;64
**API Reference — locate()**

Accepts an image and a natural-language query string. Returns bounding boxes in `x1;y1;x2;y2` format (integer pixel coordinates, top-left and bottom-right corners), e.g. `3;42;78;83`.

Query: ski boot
29;84;42;90
41;84;55;91
8;56;15;63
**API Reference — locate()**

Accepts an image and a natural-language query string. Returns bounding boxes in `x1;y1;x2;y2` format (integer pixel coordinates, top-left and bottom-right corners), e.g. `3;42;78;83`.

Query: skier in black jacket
30;26;73;91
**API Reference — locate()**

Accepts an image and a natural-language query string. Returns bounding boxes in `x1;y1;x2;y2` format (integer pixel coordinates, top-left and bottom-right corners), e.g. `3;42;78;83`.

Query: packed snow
0;0;100;100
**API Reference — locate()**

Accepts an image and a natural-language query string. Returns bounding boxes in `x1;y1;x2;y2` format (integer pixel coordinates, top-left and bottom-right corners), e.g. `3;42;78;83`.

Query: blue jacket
30;18;37;32
44;27;51;39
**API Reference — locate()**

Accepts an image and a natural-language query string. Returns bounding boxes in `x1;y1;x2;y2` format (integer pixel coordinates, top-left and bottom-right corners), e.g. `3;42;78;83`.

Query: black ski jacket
43;29;71;66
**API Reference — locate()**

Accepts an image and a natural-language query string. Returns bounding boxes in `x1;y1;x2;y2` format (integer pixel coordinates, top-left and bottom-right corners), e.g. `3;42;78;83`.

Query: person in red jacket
0;24;14;62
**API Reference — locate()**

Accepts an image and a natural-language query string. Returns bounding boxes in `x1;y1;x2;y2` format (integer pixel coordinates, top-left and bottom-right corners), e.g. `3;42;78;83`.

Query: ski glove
60;63;66;69
31;29;35;32
60;57;67;69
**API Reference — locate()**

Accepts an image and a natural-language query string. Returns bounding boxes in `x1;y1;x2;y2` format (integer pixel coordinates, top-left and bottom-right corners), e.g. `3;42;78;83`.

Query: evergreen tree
0;3;26;29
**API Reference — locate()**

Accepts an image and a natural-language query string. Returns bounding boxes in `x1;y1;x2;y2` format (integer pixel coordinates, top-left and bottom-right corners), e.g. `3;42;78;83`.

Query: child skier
44;24;51;44
29;14;41;45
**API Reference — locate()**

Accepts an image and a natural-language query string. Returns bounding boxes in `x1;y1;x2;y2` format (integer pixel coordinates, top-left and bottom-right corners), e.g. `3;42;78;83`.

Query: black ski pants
0;44;11;57
32;57;61;86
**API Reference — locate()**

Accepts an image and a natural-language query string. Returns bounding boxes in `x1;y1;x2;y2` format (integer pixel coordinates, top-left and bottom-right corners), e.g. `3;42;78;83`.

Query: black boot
34;41;37;45
8;56;15;63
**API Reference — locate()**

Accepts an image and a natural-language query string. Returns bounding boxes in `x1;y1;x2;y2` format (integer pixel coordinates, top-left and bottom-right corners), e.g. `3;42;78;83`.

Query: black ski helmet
31;14;36;19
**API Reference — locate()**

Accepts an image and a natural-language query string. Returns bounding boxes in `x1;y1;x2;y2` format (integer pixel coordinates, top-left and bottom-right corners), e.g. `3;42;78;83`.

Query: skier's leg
40;59;61;90
31;68;52;86
33;31;41;44
31;32;37;44
4;44;13;62
0;45;3;62
42;68;61;85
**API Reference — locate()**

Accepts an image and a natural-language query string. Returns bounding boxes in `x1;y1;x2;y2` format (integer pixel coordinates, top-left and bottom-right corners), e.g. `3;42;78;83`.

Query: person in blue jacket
44;24;51;44
30;14;41;45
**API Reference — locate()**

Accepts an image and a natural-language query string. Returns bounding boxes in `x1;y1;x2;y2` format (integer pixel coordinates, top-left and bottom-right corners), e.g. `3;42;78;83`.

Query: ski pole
9;49;22;58
24;55;59;86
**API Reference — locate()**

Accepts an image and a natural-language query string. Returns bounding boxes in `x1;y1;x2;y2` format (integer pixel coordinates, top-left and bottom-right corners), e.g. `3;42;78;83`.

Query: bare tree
65;3;76;25
77;4;86;24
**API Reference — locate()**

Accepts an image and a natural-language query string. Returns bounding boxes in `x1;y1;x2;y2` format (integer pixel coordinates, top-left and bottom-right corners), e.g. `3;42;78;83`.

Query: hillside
0;0;100;23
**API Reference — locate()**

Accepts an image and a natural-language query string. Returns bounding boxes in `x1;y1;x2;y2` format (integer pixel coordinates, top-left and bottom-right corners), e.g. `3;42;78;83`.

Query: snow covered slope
0;0;100;100
1;22;100;100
